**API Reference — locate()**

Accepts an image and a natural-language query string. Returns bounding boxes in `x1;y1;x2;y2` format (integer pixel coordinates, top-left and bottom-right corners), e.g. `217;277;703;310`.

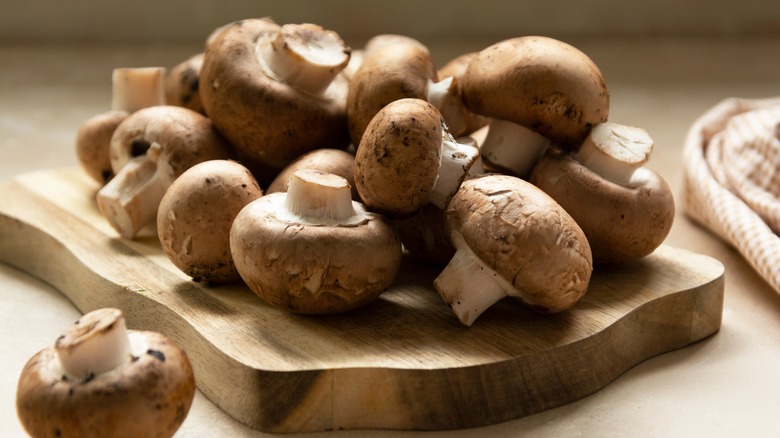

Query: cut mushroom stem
111;67;166;113
54;308;134;379
429;136;483;209
282;169;366;225
434;232;515;326
481;118;551;176
575;122;654;186
256;23;350;96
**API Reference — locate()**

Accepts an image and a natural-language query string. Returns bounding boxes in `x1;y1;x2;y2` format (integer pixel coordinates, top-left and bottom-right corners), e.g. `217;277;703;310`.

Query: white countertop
2;36;780;437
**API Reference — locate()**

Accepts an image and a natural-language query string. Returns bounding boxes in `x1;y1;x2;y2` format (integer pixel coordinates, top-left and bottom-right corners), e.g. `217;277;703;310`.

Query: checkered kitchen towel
682;96;780;294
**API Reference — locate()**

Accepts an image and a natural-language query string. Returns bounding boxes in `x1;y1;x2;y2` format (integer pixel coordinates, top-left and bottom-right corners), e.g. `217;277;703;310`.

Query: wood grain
0;167;725;432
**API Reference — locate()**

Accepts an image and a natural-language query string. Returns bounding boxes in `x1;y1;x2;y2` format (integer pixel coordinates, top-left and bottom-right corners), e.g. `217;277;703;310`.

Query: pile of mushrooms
73;18;676;328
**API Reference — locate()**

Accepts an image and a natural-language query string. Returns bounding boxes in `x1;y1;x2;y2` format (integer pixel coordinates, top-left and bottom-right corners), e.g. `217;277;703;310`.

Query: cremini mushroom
230;169;402;314
461;35;609;177
266;148;358;200
529;122;675;264
354;98;482;218
157;160;263;283
164;53;205;114
96;105;234;239
16;308;195;438
75;111;129;185
392;203;455;266
200;18;351;170
434;174;592;326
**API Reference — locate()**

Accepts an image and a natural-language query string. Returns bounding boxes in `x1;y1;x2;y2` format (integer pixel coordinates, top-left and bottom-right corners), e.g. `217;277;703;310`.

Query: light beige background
3;1;780;438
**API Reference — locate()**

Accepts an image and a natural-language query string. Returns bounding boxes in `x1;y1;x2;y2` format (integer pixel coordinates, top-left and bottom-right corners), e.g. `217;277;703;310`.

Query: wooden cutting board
0;167;725;433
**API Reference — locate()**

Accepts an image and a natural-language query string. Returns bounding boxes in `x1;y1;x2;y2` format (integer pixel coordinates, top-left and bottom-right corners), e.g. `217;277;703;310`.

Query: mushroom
230;169;402;314
164;53;205;114
200;18;351;170
111;67;166;114
529;122;675;264
16;308;195;438
75;111;129;185
392;203;455;266
157;159;263;283
266;148;359;200
461;35;609;177
434;174;593;326
96;105;234;239
354;98;482;218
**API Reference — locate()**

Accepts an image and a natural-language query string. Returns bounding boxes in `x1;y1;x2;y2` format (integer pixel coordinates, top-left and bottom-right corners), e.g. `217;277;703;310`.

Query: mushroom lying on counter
16;308;195;438
266;148;359;201
230;169;402;314
529;122;675;264
157;159;263;283
164;53;205;114
434;174;593;326
461;35;609;177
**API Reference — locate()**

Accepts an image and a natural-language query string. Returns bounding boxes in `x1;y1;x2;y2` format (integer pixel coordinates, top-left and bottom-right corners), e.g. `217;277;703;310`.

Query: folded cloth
682;96;780;294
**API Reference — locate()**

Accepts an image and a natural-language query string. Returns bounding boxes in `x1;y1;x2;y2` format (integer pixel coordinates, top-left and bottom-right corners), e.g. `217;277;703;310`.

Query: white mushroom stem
54;308;135;379
480;118;551;177
434;232;516;326
111;67;166;113
96;151;170;239
256;23;350;96
283;169;366;225
429;137;483;209
575;122;654;187
427;76;469;136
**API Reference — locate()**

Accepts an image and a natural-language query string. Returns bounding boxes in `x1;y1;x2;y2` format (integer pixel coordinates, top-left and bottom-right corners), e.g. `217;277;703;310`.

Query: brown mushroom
96;105;234;239
75;111;129;185
266;148;359;200
461;36;609;177
529;122;675;264
392;203;455;265
230;169;402;314
164;53;205;114
354;98;482;218
157;160;263;283
434;174;593;326
200;19;351;170
16;308;195;438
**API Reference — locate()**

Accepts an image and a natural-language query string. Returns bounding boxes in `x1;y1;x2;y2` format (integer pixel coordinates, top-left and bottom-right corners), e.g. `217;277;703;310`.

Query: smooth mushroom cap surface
461;35;609;149
157;160;263;283
75;110;129;185
346;43;438;147
354;98;443;218
266;148;358;200
16;309;195;438
529;151;675;264
447;174;593;312
200;18;350;170
165;53;205;114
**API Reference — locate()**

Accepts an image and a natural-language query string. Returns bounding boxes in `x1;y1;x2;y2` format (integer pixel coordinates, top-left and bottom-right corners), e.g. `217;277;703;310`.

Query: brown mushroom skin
164;53;205;114
230;195;402;314
448;174;593;313
392;203;455;265
75;111;129;185
354;98;443;218
529;151;675;264
199;18;350;170
347;42;437;147
462;36;609;149
266;148;358;200
16;331;195;438
157;160;263;283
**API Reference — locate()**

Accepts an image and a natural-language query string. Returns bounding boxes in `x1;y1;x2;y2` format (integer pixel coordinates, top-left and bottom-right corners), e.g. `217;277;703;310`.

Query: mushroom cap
230;193;402;314
16;330;195;438
266;148;358;200
164;53;205;114
108;105;233;176
75;110;129;185
346;42;438;146
447;174;592;312
354;98;443;218
200;18;350;169
529;151;675;264
392;203;455;266
462;35;609;149
157;160;263;283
